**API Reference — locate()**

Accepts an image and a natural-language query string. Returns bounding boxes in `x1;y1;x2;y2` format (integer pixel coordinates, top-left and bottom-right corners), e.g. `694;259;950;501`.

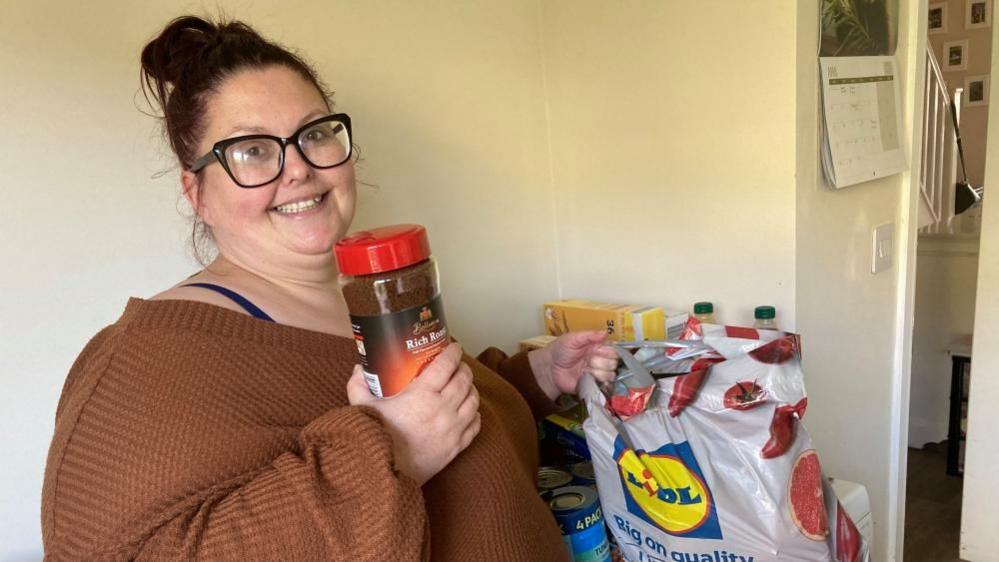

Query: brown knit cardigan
41;298;569;561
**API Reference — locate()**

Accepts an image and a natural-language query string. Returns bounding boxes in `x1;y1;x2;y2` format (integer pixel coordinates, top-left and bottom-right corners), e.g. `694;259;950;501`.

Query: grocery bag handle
614;345;655;389
577;371;605;405
577;346;653;406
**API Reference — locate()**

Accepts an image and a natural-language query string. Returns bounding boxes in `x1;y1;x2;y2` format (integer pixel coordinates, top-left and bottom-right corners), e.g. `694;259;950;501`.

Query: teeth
274;195;322;214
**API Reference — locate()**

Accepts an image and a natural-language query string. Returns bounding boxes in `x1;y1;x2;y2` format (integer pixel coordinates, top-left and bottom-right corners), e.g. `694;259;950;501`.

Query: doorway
904;1;991;560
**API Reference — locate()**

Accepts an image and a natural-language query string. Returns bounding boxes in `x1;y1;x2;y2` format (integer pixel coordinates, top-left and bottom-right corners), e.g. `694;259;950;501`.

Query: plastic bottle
693;302;716;324
753;306;778;330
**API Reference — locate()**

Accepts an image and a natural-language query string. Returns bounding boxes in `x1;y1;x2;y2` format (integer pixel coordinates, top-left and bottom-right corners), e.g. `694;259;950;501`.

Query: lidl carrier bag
579;322;869;562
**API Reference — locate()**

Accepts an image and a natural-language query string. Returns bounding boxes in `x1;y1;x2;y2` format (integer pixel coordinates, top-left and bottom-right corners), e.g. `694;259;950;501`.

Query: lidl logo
613;439;722;539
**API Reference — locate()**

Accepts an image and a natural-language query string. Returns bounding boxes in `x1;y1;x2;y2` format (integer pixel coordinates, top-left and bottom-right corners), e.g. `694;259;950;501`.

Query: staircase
918;45;981;235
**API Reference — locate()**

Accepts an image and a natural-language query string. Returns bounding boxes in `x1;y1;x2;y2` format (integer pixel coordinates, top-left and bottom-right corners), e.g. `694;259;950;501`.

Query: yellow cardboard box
519;334;558;353
542;299;665;341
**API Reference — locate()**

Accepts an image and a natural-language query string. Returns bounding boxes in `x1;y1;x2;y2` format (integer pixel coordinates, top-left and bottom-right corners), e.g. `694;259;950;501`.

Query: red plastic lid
334;224;431;275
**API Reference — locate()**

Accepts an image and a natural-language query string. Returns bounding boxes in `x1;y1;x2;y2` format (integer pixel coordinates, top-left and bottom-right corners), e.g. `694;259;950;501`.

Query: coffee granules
334;225;449;397
340;259;437;316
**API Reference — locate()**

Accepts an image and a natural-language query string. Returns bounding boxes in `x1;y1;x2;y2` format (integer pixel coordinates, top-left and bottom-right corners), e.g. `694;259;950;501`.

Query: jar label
350;295;449;397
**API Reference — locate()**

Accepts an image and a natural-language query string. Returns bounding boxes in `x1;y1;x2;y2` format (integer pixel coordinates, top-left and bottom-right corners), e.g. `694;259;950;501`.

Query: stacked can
570;461;596;488
537;466;573;494
546;486;611;562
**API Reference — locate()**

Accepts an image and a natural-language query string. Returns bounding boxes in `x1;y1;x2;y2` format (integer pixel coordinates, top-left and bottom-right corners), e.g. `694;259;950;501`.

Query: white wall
961;20;999;562
0;4;194;559
0;1;558;558
795;2;926;561
908;235;979;448
325;1;560;354
539;2;797;327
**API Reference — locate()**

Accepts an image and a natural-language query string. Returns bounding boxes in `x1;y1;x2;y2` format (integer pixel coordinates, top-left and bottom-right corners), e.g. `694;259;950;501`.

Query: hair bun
140;16;221;89
139;14;330;174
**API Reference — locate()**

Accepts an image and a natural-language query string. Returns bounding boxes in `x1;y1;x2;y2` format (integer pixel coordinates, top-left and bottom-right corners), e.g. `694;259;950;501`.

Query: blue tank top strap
180;282;276;322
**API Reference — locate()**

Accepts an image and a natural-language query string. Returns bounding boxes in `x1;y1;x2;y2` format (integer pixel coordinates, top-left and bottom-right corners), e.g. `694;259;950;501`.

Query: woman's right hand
346;343;481;486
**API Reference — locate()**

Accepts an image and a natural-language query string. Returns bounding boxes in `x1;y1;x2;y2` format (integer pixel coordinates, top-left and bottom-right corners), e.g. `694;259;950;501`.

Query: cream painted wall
908;236;979;448
0;4;194;559
928;0;993;187
0;1;558;558
323;1;560;353
961;20;999;562
539;2;797;328
796;2;926;561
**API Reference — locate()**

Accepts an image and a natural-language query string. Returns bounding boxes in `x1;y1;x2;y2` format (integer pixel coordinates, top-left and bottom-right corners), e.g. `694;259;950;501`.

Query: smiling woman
168;66;358;276
38;14;619;562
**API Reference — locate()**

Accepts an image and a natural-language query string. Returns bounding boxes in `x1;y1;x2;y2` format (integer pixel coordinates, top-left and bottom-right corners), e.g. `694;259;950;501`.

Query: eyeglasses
189;113;352;188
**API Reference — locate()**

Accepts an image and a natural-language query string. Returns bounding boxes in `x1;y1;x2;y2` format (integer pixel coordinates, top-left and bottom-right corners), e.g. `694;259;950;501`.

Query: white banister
919;44;962;234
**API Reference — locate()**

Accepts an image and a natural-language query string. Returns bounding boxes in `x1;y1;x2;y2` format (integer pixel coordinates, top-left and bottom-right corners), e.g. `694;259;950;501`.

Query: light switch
872;222;893;274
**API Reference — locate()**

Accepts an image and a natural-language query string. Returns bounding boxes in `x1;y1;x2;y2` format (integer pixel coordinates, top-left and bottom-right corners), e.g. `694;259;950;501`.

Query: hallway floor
904;441;966;561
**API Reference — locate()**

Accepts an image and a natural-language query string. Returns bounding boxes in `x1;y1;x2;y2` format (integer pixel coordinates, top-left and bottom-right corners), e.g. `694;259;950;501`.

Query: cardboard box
543;299;665;341
665;310;690;340
540;413;590;462
518;334;558;353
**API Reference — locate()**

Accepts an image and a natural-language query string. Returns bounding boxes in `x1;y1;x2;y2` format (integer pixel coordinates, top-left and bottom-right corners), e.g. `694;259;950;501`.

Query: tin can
548;486;612;562
537;466;573;493
570;461;596;487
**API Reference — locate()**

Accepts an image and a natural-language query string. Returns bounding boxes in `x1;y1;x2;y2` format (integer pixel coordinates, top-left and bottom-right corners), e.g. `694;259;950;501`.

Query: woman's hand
528;331;619;400
347;343;481;486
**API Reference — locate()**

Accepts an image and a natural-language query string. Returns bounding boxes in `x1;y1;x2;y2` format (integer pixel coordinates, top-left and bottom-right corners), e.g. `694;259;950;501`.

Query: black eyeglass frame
188;113;353;188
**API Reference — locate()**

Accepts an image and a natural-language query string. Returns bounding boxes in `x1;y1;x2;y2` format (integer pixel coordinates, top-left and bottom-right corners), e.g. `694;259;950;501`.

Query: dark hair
141;15;331;168
140;15;332;262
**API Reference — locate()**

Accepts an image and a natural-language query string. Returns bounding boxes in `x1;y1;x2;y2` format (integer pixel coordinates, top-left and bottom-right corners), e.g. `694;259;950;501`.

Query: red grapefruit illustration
749;335;799;364
788;449;829;541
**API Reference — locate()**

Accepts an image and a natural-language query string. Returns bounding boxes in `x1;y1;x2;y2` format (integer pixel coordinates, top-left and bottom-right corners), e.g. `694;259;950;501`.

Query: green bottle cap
693;302;714;314
755;306;776;320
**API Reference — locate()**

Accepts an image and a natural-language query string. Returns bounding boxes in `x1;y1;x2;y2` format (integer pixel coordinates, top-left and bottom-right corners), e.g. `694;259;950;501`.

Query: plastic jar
334;224;449;397
693;301;716;324
753;306;778;330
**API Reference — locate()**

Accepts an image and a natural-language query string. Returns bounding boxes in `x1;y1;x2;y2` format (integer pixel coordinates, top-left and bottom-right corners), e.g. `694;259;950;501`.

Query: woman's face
183;65;356;269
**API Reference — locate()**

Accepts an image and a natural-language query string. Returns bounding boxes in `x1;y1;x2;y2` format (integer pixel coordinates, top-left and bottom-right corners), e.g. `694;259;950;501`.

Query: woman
41;16;618;561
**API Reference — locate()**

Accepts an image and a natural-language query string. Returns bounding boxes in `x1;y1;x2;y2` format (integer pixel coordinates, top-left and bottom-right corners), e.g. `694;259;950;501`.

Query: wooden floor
904;442;966;562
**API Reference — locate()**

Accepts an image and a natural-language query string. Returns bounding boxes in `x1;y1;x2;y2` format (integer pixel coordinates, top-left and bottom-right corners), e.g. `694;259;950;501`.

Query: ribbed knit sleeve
42;300;428;561
476;347;559;422
129;406;428;561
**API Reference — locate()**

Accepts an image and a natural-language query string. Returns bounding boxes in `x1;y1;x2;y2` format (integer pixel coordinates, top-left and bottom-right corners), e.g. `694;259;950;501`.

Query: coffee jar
334;224;449;397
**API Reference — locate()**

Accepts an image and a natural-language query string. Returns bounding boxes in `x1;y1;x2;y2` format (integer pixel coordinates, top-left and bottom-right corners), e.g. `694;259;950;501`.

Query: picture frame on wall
964;75;990;106
929;3;948;34
943;40;970;71
966;0;992;29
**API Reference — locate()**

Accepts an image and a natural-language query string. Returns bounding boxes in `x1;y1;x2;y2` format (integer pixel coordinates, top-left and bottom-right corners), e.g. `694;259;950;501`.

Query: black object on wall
949;100;984;215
